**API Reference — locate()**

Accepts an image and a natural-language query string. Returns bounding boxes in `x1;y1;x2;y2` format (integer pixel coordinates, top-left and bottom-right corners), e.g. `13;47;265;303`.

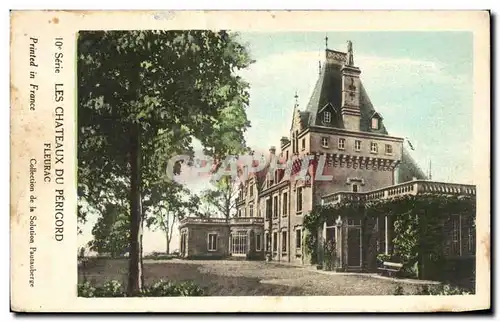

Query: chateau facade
179;42;476;280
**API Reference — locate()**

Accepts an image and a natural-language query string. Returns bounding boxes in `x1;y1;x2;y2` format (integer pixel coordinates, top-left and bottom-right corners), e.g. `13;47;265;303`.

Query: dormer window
371;112;383;130
324;111;331;123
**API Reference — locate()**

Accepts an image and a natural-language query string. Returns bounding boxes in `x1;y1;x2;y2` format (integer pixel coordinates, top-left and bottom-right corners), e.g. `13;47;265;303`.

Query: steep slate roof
302;49;388;134
396;147;428;183
301;48;425;183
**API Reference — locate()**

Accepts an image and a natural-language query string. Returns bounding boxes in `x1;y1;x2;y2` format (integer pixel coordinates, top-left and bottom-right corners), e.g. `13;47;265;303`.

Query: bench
377;261;403;277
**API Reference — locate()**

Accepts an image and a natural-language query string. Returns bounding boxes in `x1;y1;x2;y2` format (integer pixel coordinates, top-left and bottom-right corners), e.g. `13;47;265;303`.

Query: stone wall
185;224;230;259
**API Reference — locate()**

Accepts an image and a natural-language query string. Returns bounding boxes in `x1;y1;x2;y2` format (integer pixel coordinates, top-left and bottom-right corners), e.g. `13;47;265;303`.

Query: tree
200;176;239;219
88;203;130;257
145;182;200;254
78;30;253;295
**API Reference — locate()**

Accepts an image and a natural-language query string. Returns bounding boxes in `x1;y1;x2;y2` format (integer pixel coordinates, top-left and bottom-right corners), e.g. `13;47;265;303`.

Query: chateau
179;42;476;280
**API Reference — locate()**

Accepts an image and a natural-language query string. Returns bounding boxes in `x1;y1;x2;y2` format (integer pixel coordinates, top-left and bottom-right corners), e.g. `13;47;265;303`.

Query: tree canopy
77;30;254;295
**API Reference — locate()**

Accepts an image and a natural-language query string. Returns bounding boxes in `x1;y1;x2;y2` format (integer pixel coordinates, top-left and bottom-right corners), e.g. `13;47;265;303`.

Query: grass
78;258;435;296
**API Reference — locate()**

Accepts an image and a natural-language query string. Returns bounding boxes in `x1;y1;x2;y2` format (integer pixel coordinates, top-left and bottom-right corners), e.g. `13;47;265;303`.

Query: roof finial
294;91;299;107
325;34;329;50
346;40;354;65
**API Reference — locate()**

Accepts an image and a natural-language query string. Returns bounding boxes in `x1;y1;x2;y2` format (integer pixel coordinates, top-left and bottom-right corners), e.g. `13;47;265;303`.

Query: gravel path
79;258;428;296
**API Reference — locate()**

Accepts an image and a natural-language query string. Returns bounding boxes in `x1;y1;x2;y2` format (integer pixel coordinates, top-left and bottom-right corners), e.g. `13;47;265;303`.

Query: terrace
322;180;476;206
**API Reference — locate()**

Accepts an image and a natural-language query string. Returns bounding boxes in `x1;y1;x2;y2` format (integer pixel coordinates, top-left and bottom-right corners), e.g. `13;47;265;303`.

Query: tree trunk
127;122;143;296
165;231;170;254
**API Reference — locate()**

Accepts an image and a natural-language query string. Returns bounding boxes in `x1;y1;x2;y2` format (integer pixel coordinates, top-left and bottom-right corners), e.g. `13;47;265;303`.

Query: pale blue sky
79;31;474;254
237;31;473;184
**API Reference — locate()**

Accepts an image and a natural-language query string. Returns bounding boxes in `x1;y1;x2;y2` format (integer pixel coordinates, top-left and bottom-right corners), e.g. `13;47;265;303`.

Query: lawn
78;258;432;296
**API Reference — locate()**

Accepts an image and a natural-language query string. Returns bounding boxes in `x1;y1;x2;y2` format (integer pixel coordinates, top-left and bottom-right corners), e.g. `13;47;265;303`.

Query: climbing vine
303;193;476;277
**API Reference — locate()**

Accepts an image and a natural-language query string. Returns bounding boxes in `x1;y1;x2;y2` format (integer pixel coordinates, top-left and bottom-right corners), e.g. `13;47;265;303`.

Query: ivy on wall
303;193;476;279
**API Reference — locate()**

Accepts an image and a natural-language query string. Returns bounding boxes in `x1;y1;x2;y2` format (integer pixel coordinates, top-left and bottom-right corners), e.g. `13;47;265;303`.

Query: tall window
249;203;254;217
273;232;278;252
250;183;254;197
370;142;378;153
282;231;287;254
208;233;217;251
355;140;361;151
468;224;475;255
338;138;345;150
273;195;278;218
296;187;303;213
282;192;288;216
266;198;272;219
385;144;393;155
237;209;242;217
301;138;306;150
296;229;302;249
321;137;329;148
324;111;331;123
265;233;270;251
255;234;262;251
451;215;461;256
231;232;247;255
352;184;358;193
371;117;379;129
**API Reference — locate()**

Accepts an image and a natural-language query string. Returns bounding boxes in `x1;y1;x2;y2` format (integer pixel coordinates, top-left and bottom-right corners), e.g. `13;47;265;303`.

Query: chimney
280;136;290;149
340;40;362;131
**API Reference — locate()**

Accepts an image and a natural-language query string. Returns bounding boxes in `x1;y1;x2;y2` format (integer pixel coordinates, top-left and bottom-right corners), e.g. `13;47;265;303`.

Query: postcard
10;10;490;312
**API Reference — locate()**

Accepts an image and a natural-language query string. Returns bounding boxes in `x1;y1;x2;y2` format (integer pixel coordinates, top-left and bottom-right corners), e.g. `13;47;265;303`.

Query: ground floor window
231;232;248;255
208;233;217;251
282;231;287;255
180;232;187;256
448;214;475;257
256;233;262;251
273;232;278;252
295;229;302;249
265;232;270;251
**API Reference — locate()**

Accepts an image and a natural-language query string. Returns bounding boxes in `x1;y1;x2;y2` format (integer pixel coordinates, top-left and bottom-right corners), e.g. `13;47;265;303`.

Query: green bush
78;280;96;297
78;279;204;297
323;240;337;271
416;284;471;295
376;253;392;264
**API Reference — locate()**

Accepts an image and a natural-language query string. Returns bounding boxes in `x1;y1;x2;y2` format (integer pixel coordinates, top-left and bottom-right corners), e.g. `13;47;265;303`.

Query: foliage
88;203;131;257
322;240;337;271
78;30;253;294
200;175;240;219
303;194;475;276
78;279;204;297
376;253;392;264
416;284;472;295
145;182;199;254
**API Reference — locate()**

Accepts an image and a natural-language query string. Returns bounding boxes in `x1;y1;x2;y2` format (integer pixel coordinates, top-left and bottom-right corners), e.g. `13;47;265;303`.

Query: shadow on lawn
78;259;304;296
